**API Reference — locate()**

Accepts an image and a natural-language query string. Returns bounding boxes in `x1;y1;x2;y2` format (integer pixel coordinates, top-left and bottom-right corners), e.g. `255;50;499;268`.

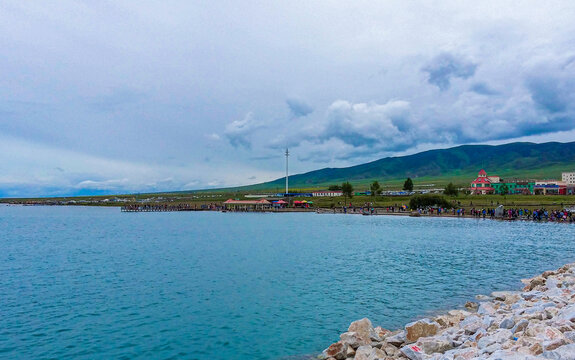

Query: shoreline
319;263;575;359
2;203;574;223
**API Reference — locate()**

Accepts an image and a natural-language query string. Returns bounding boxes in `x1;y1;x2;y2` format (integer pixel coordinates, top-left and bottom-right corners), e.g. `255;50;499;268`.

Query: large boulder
348;318;379;343
499;317;515;329
443;347;478;359
416;336;453;354
340;332;369;348
543;343;575;360
477;302;498;316
322;341;347;360
353;345;386;360
405;318;440;342
385;330;406;347
400;344;426;360
460;315;484;334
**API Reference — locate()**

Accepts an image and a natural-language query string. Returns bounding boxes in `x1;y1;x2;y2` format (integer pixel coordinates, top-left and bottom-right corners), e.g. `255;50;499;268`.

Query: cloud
422;53;478;91
205;133;221;141
469;82;499;95
90;88;145;113
224;112;262;149
286;98;313;118
319;100;412;148
3;2;575;193
526;76;568;113
76;178;130;190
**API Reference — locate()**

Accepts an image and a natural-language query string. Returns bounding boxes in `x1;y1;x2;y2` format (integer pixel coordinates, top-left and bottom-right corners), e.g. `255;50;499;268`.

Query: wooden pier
121;205;217;212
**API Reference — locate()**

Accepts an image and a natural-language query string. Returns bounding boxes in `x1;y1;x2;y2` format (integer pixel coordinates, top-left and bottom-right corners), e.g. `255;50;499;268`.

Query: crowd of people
413;206;575;222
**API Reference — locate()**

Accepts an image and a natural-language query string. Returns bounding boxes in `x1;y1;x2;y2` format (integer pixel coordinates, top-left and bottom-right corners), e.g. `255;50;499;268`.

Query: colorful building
469;169;495;194
534;181;567;195
470;169;573;195
491;181;534;195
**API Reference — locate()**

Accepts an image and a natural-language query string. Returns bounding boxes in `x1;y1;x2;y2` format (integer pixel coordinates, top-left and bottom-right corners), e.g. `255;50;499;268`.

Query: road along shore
320;263;575;359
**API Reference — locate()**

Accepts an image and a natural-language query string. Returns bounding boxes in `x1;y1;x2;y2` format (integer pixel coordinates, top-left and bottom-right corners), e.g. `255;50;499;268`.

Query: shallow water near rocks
1;205;575;359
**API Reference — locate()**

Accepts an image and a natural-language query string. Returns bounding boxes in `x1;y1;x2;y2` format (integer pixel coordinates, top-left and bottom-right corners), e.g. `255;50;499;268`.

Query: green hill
236;142;575;191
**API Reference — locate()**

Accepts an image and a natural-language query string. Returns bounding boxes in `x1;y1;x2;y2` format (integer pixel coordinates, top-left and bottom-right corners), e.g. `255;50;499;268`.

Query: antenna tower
285;148;289;195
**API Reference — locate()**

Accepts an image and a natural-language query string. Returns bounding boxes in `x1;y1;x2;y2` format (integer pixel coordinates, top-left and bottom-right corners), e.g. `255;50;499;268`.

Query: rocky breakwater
320;263;575;360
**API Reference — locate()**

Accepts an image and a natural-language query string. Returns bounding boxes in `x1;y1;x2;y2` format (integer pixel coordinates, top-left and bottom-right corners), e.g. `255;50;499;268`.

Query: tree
403;177;414;191
500;183;509;196
342;181;354;204
328;184;342;191
444;182;459;196
370;181;381;197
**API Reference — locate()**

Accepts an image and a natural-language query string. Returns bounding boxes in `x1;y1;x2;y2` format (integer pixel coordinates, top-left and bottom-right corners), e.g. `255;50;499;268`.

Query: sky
1;1;575;197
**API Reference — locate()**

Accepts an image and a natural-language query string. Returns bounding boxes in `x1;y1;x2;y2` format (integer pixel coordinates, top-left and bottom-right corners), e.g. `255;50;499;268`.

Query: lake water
1;205;575;359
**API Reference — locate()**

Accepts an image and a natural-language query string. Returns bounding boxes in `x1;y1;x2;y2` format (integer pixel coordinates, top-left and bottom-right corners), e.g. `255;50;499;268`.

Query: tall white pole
285;148;289;195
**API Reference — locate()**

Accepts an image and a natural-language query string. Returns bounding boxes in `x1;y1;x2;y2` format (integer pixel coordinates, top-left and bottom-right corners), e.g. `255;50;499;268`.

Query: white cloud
2;1;575;194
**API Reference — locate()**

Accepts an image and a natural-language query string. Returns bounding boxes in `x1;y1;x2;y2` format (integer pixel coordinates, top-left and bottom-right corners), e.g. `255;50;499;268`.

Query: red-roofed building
223;199;272;210
470;169;496;194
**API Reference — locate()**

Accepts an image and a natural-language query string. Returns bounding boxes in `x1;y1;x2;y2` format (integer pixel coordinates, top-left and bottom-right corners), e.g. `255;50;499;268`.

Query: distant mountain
237;142;575;191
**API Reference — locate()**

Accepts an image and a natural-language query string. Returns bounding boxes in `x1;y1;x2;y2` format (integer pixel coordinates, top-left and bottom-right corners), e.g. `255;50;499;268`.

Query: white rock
542;343;575;360
443;347;478;359
512;319;529;334
478;302;498;316
400;344;427;360
460;315;484;334
386;330;406;347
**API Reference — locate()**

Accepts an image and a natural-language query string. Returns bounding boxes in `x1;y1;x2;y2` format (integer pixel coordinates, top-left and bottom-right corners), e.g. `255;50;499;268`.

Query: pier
121;204;217;212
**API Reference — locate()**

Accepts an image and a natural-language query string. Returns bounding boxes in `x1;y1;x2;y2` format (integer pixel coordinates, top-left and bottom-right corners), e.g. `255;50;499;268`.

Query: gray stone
382;344;399;357
542;343;575;360
477;329;512;350
443;347;478;359
353;345;373;360
511;319;529;334
478;302;498;316
340;331;369;348
477;335;496;350
562;330;575;342
483;315;495;329
556;304;575;322
386;330;406;347
460;315;483;334
546;277;560;289
480;343;500;355
367;347;386;360
416;336;453;354
487;349;539;359
353;345;386;360
522;291;544;301
470;328;487;342
499;317;515;329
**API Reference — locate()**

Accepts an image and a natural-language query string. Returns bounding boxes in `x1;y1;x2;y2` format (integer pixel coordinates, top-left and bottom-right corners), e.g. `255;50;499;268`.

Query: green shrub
409;194;452;209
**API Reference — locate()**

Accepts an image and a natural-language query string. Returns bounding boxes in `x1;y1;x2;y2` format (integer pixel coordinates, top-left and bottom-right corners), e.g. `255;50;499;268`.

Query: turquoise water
1;205;575;360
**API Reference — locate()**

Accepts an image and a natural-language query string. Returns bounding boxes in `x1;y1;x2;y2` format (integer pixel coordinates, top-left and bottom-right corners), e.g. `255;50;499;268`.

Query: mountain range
235;142;575;191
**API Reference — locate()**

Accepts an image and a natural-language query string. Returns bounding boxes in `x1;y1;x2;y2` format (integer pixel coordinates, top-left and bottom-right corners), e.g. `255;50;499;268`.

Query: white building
312;190;343;197
562;172;575;185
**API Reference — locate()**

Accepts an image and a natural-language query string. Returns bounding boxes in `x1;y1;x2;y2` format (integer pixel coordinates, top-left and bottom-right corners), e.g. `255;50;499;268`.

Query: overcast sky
1;1;575;197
